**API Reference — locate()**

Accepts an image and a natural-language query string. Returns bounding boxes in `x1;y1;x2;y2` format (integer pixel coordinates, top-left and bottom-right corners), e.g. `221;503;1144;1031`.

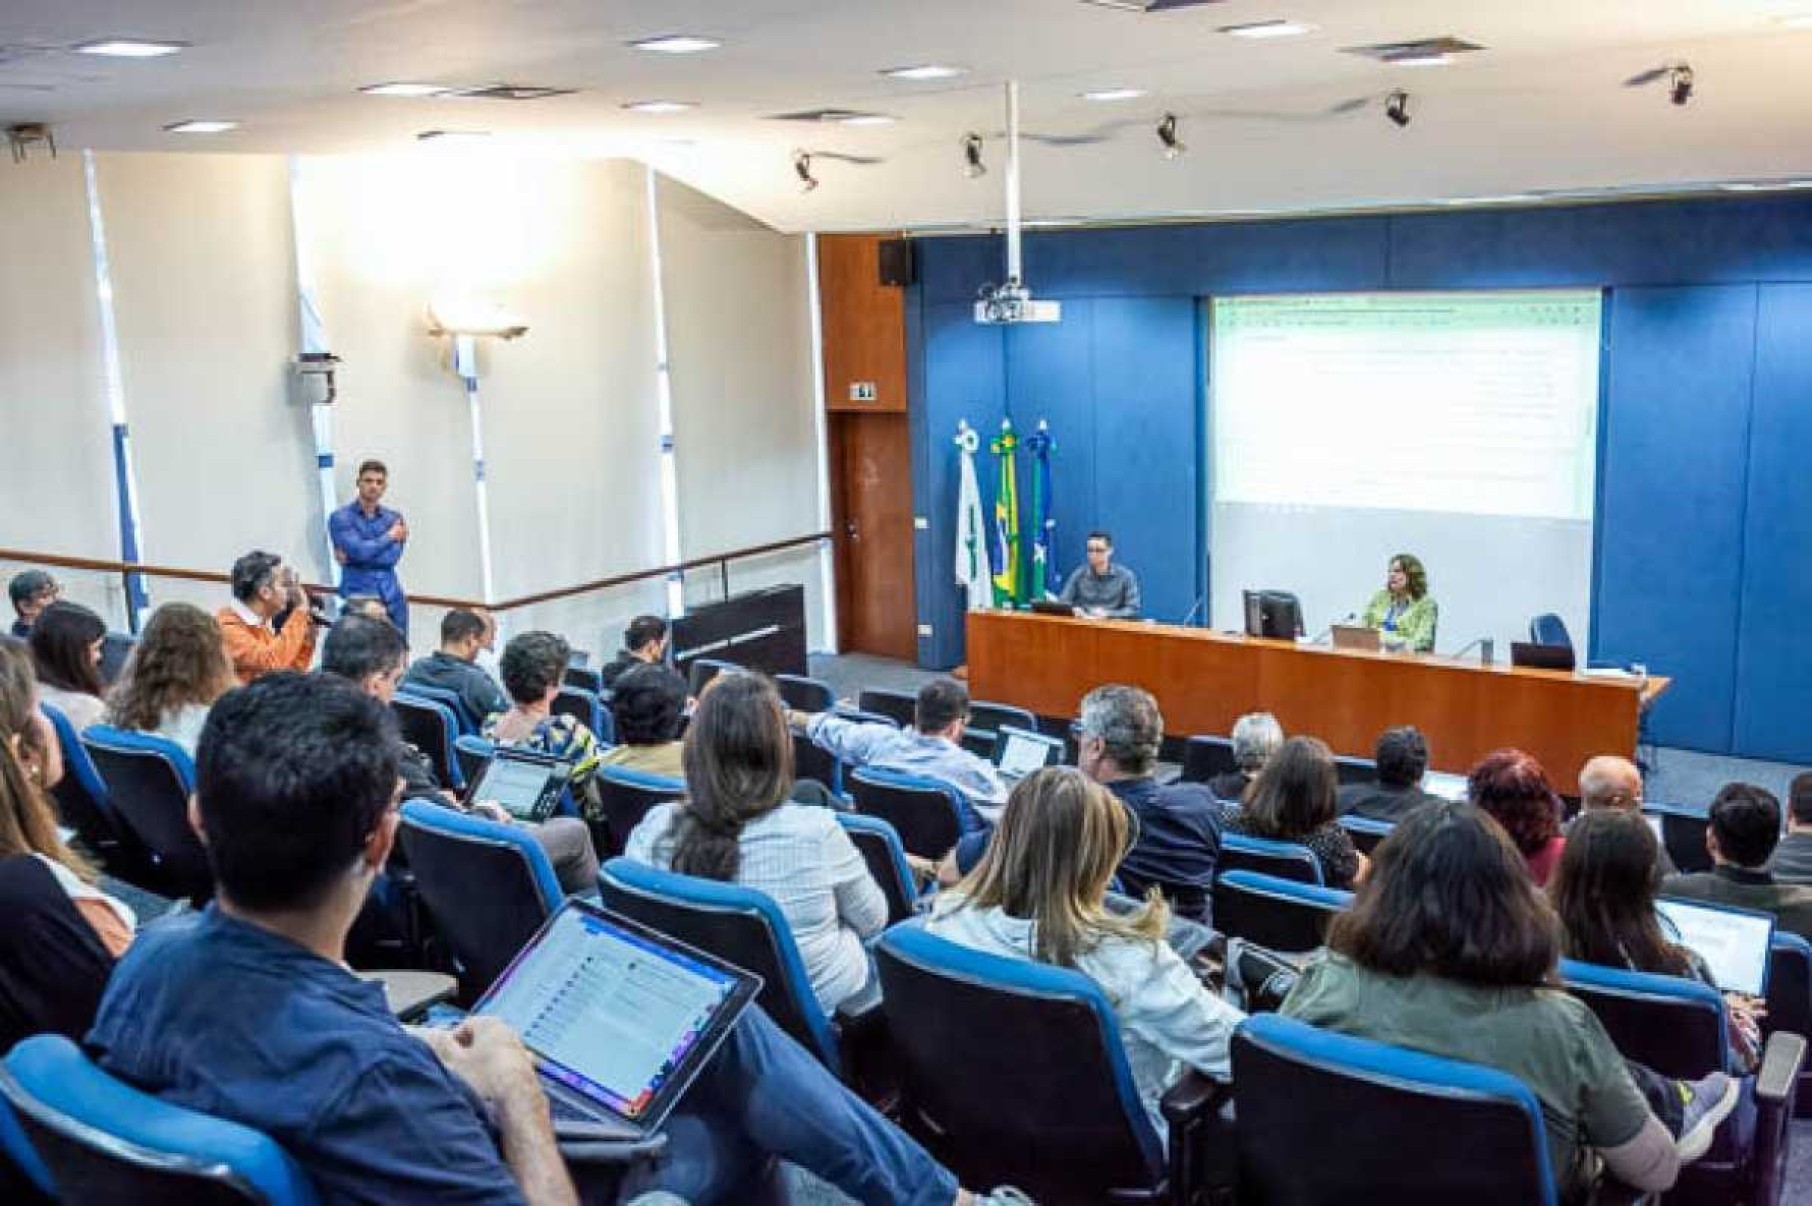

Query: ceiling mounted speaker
878;238;916;287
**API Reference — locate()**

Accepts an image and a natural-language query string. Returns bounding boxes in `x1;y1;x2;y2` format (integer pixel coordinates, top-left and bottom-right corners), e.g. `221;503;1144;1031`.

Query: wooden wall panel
819;233;908;414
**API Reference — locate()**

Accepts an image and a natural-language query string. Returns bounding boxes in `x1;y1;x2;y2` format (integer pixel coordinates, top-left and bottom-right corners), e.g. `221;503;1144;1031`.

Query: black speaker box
877;238;915;287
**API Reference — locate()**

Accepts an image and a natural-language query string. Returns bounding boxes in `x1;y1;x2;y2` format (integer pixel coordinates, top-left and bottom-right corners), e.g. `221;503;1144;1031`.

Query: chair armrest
1756;1030;1806;1105
1162;1071;1236;1203
1749;1030;1807;1202
558;1129;669;1165
364;970;458;1022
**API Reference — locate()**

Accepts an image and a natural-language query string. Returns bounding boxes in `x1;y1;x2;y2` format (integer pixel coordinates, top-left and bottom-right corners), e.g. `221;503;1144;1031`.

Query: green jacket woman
1361;554;1438;653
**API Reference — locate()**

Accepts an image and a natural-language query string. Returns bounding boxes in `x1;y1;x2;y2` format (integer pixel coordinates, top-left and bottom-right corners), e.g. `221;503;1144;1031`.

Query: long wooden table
965;611;1669;795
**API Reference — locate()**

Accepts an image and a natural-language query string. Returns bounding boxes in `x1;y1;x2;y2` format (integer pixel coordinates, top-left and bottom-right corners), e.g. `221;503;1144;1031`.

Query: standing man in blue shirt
330;459;409;634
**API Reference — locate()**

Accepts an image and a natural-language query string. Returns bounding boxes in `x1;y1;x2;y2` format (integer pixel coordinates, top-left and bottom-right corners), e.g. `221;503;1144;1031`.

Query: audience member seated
1469;748;1567;886
927;766;1243;1137
1663;783;1812;942
1550;810;1761;1072
798;677;1007;825
0;637;133;1050
1283;800;1736;1201
1336;726;1443;823
1769;772;1812;885
217;550;319;684
0;638;60;790
105;602;236;757
1575;754;1674;874
601;613;670;691
325;615;598;895
8;568;59;639
1224;736;1367;889
1075;684;1221;922
29;600;109;731
485;629;604;815
402;607;509;725
598;662;688;779
1210;710;1283;802
86;671;1008;1206
627;673;886;1011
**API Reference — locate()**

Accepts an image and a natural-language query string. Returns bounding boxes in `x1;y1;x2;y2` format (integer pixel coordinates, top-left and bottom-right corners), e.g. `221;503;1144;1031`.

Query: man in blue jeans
87;672;1022;1206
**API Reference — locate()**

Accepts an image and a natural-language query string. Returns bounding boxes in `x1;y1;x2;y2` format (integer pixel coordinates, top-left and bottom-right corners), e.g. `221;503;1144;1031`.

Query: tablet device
471;747;573;823
1656;896;1775;996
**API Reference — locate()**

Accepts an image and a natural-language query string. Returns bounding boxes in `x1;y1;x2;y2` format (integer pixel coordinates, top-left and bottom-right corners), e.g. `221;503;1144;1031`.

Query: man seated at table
798;677;1007;828
1055;531;1141;619
1663;783;1812;942
1337;726;1444;823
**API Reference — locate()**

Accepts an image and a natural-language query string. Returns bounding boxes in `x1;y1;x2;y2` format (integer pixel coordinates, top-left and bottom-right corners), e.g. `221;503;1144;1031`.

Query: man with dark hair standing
800;676;1007;826
404;607;510;726
600;614;669;690
330;458;410;635
1337;726;1444;822
1056;531;1140;619
218;550;319;684
1664;783;1812;942
1770;773;1812;885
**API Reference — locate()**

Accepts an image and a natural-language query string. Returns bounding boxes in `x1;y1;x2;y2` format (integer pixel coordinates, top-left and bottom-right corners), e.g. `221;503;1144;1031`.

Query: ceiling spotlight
163;119;238;134
74;38;187;58
962;132;987;178
794;150;819;192
881;64;967;81
1385;90;1411;127
1668;65;1694;105
1156;112;1186;159
627;34;721;54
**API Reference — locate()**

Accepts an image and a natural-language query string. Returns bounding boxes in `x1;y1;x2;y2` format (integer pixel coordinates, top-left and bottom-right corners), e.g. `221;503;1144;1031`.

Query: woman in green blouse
1361;553;1438;652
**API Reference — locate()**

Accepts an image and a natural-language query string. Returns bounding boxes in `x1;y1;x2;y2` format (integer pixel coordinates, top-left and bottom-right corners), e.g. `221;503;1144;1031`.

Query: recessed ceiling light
1221;19;1316;39
416;129;491;143
880;64;968;81
622;100;697;114
1388;52;1450;67
74;38;187;58
163;119;236;134
1081;87;1148;101
627;34;721;54
840;113;897;126
360;82;450;97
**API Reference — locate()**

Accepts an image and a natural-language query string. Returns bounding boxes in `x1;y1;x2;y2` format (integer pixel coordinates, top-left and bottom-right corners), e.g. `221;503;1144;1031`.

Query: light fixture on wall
1156;113;1186;159
1624;62;1694;107
1385;90;1411;127
962;132;987;178
425;294;528;340
794;150;819;192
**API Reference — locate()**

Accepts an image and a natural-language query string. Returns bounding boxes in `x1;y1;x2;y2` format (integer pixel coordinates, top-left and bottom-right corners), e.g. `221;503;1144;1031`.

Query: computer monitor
1243;590;1304;640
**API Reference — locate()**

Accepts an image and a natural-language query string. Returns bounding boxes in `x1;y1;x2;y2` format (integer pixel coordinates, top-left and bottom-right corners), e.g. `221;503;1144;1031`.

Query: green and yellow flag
990;419;1025;606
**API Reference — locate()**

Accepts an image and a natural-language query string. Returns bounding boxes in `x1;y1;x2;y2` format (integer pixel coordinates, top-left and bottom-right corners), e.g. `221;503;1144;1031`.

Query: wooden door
833;412;918;659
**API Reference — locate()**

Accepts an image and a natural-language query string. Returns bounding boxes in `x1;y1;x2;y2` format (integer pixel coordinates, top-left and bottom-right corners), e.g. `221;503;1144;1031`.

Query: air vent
1080;0;1229;11
1342;36;1485;63
452;84;576;101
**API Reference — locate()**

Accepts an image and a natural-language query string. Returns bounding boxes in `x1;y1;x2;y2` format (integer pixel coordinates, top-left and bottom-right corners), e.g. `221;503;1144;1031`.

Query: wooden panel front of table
965;611;1669;795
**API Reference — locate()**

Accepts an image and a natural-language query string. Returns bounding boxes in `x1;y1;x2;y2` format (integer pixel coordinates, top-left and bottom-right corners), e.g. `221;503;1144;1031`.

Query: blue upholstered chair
390;693;465;791
1338;813;1395;855
847;767;968;859
1179;735;1238;785
80;726;210;904
452;734;495;790
874;920;1231;1203
397;801;563;1002
775;673;837;714
685;657;739;696
855;687;917;729
969;700;1038;737
393;681;477;736
594;766;685;857
1232;1013;1559;1205
791;728;845;796
835;812;920;924
0;1035;320;1205
1763;932;1812;1116
831;706;900;729
1644;801;1714;874
1212;869;1353;954
552;685;613;745
40;704;155;884
1217;832;1324;886
597;858;861;1077
1332;754;1378;786
1561;959;1807;1205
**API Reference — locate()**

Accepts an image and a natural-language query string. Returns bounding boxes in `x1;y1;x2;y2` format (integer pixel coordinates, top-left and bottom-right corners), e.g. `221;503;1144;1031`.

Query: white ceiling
4;0;1812;233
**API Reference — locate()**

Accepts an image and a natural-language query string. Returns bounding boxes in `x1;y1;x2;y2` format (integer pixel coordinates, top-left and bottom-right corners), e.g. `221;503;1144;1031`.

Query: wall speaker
878;238;916;287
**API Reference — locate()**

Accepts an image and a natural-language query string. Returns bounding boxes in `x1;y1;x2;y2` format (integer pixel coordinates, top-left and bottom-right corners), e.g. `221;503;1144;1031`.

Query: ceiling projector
974;281;1062;325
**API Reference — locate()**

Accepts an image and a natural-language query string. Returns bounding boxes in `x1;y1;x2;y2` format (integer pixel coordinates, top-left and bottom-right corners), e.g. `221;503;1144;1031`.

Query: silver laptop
992;724;1065;783
1656;897;1776;996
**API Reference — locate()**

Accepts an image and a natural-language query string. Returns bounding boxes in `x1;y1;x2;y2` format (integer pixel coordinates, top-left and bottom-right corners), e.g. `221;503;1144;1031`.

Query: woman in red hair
1469;748;1567;886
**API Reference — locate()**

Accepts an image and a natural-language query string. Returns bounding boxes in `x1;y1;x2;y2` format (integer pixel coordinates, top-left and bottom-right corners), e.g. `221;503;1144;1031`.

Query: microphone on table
1450;636;1497;664
1308;613;1356;645
1180;593;1208;627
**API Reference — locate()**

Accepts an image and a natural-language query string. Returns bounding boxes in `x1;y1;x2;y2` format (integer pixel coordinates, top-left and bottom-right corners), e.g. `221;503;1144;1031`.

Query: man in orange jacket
217;551;321;684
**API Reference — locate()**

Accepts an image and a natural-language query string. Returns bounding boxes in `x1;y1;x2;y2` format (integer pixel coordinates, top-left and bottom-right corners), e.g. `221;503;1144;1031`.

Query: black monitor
1243;590;1304;640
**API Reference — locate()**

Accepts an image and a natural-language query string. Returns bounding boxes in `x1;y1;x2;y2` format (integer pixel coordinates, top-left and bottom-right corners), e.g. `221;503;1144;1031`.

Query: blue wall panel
1594;286;1756;753
1732;284;1812;761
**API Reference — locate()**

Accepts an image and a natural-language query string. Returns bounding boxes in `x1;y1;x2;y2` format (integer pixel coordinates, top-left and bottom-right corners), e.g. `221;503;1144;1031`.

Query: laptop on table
472;900;761;1138
992;725;1066;784
1330;625;1382;652
469;747;574;823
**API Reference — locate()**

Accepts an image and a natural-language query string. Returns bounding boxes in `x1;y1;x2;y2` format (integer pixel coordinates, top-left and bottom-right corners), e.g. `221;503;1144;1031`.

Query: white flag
954;423;992;612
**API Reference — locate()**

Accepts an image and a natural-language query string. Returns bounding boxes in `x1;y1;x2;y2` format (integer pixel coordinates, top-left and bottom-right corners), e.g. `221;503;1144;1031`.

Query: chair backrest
563;665;603;694
1232;1014;1557;1206
1333;754;1378;786
1338;813;1394;854
397;801;563;1001
394;681;476;736
957;728;996;758
39;705;130;861
969;700;1038;737
1529;612;1573;650
594;766;686;857
685;657;739;696
598;857;839;1071
848;767;965;859
1559;958;1728;1079
774;673;836;714
790;729;843;795
550;686;611;745
831;706;899;729
1;1035;321;1205
80;726;211;903
1765;932;1812;1043
389;694;463;790
855;687;917;729
1644;802;1714;874
1180;734;1238;784
1218;832;1325;885
836;813;918;924
1213;869;1353;954
451;734;495;791
874;920;1164;1200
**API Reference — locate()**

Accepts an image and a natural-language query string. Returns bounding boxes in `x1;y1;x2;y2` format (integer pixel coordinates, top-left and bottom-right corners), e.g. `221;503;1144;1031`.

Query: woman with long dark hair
29;600;108;730
1283;800;1735;1201
626;672;886;1010
1224;735;1367;888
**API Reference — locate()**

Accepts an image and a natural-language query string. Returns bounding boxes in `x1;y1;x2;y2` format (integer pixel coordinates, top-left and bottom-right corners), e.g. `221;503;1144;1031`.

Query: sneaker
1675;1071;1740;1162
971;1189;1036;1206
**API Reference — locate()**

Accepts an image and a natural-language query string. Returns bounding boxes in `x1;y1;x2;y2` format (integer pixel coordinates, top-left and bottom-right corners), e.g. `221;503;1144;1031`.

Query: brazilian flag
989;419;1025;607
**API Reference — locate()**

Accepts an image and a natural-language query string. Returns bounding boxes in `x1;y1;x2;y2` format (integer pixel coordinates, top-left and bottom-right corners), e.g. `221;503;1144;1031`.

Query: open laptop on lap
470;746;573;823
1656;897;1776;996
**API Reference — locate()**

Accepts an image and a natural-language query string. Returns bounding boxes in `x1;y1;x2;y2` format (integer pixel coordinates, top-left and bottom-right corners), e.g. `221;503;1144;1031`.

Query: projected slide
1208;291;1602;655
